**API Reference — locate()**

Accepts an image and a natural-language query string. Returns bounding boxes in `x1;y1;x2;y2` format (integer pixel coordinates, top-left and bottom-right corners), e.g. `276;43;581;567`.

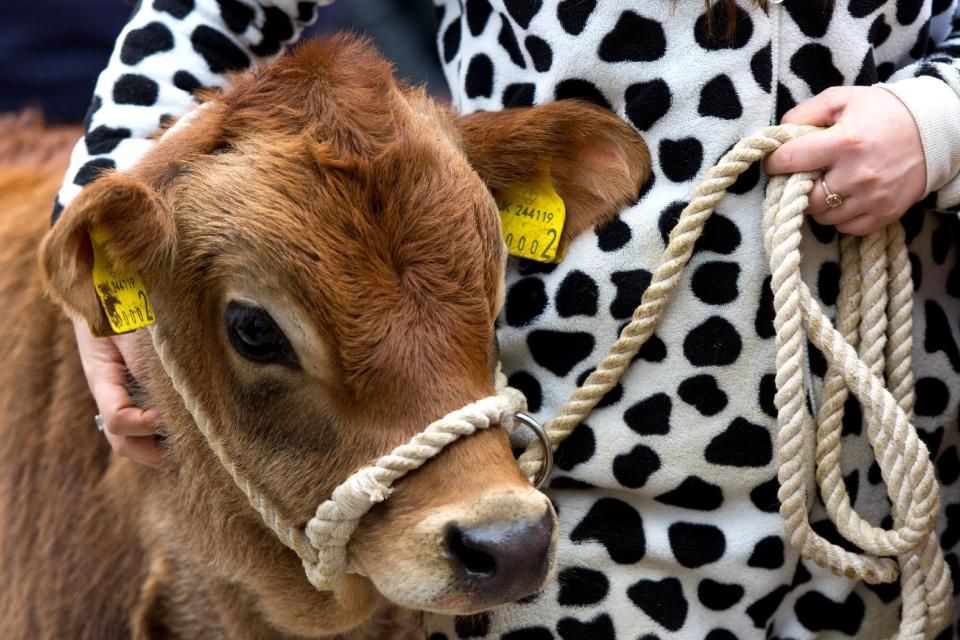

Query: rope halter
148;326;552;591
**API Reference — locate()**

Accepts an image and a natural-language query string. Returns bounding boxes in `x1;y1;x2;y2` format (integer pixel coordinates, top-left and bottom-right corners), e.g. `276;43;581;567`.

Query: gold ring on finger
822;179;843;208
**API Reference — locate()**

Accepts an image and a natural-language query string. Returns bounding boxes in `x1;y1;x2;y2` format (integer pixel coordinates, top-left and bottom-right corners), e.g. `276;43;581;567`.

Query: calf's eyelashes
224;301;300;368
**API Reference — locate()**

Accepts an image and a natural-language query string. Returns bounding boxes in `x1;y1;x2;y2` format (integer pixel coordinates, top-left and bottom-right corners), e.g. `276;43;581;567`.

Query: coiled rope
149;124;950;636
516;123;950;638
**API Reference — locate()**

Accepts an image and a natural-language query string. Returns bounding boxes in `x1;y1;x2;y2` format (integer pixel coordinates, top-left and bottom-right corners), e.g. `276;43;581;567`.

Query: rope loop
518;123;950;638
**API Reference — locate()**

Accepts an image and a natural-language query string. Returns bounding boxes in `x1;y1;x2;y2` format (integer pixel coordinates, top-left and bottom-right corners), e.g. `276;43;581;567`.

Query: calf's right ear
39;173;175;336
456;100;651;248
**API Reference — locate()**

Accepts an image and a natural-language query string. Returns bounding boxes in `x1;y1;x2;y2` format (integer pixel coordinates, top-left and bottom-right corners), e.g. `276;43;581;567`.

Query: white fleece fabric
52;0;960;638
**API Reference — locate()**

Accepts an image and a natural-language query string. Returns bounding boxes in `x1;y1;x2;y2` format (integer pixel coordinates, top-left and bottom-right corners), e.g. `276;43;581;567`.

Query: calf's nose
445;511;553;602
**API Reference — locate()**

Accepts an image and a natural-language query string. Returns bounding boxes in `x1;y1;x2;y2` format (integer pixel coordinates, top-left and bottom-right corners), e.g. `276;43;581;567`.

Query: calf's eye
225;302;298;367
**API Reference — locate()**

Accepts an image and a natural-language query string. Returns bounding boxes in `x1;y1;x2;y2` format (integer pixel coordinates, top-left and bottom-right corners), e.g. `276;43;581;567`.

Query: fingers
104;429;166;469
764;128;848;175
780;86;848;126
73;318;166;468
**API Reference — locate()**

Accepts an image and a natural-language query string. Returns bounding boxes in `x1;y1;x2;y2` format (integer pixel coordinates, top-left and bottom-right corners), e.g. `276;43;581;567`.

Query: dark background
0;0;446;123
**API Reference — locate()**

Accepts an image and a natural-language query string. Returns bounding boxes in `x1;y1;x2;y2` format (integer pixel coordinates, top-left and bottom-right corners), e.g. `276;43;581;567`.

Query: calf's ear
39;173;175;336
456;100;651;246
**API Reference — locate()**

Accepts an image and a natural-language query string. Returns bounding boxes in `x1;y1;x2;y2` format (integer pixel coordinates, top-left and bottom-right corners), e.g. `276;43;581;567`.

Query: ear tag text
495;174;566;264
90;227;155;334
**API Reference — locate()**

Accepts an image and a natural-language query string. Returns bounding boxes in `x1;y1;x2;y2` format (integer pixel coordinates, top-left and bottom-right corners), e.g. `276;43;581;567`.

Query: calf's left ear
39;173;176;336
456;100;651;246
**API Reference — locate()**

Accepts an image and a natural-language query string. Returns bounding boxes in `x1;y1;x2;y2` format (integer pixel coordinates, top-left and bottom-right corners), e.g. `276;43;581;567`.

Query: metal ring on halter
513;412;553;490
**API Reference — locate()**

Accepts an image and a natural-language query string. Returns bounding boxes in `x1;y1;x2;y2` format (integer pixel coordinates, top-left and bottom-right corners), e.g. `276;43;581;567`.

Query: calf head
41;36;649;636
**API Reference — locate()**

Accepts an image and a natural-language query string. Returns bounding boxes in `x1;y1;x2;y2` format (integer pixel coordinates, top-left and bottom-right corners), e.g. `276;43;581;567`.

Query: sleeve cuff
879;76;960;196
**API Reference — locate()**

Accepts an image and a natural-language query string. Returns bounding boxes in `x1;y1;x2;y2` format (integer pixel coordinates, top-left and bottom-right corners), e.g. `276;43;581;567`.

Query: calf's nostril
445;526;497;578
445;512;554;603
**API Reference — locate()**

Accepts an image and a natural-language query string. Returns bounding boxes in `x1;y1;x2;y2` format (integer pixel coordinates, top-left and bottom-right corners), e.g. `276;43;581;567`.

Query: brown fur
0;36;649;639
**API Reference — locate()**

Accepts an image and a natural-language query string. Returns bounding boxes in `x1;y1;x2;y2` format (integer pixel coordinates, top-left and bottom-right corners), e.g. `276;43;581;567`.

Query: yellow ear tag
495;173;566;264
90;227;155;334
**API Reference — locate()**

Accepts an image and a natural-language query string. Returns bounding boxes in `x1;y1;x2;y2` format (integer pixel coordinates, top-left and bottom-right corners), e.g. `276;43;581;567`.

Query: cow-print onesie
54;0;960;637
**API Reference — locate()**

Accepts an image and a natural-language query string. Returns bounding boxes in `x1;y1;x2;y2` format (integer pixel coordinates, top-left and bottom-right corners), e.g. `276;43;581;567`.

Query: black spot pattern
656;476;724;511
698;75;742;119
683;316;743;366
705;418;773;467
678;374;728;416
570;498;646;563
498;18;526;67
503;82;536;106
669;522;726;568
113;74;159;106
466;0;493;35
609;269;652;319
74;158;116;186
554;424;595;471
598;11;667;62
465;54;494;98
557;0;596;35
691;261;740;305
794;592;865;635
659;138;704;183
695;214;741;254
790;44;844;94
85;125;131;155
527;330;594;376
443;19;462;62
154;0;194;19
627;577;688;631
758;373;777;418
658;200;686;244
508;371;542;413
746;585;790;628
556;271;599;317
751;44;772;91
613;444;661;488
173;70;203;94
556;613;615;640
784;0;834;37
192;25;251;72
506;277;548;327
525;35;552;71
503;0;542;29
554;79;612;109
249;7;294;57
925;300;960;371
215;0;254;33
750;477;780;513
557;566;609;606
120;22;174;65
623;393;672;435
849;0;885;17
869;14;892;45
915;376;950;415
698;579;744;610
817;261;841;306
595;215;631;251
748;536;785;569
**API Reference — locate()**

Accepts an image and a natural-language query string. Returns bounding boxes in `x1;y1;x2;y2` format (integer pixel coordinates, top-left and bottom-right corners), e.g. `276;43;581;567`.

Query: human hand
72;317;165;468
764;86;926;235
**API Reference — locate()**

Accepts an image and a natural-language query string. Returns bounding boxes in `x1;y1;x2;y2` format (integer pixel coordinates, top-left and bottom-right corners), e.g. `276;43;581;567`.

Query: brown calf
0;36;649;639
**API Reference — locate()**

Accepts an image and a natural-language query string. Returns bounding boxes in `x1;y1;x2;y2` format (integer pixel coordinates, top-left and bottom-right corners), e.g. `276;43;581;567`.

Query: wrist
878;77;960;196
